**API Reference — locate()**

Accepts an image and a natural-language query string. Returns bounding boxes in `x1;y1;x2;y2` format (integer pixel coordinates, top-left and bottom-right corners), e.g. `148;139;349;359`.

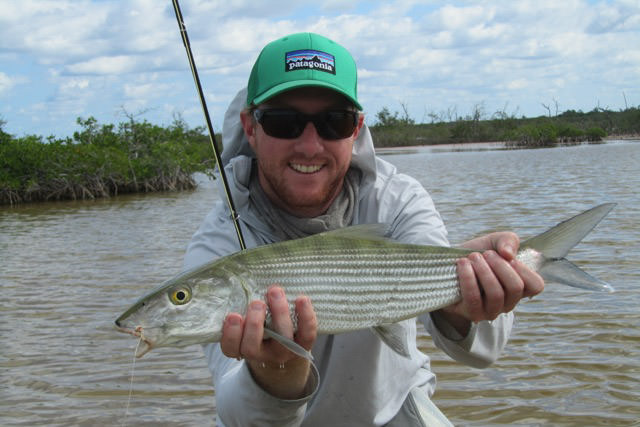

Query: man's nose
293;122;324;156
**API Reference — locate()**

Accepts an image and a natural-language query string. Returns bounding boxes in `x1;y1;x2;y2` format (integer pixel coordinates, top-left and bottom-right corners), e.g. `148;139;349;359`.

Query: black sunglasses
252;108;358;140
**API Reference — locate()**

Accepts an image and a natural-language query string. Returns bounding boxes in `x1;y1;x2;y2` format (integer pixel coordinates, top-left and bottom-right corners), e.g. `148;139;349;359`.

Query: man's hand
437;232;545;336
220;286;317;400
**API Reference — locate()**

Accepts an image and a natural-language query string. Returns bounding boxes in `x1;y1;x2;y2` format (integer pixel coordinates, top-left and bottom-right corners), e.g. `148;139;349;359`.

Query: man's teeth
291;164;322;173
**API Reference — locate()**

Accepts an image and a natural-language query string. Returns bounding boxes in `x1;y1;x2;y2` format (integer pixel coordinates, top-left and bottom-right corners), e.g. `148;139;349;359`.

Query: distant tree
0;117;10;144
374;105;415;127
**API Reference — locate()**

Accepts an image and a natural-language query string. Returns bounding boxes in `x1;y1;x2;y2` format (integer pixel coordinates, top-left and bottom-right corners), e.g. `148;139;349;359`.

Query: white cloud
1;0;639;137
124;82;168;99
433;5;488;31
60;78;90;91
0;72;19;95
505;79;529;90
66;55;140;75
1;1;112;62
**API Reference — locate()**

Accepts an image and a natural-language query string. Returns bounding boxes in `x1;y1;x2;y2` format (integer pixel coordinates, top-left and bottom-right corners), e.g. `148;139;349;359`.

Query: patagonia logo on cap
285;50;335;74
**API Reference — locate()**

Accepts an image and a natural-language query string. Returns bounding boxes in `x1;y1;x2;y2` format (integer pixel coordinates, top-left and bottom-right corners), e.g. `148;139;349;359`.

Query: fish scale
238;242;466;333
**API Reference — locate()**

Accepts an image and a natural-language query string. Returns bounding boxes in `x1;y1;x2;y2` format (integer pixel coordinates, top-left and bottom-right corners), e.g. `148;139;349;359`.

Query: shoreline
375;141;505;154
375;137;639;155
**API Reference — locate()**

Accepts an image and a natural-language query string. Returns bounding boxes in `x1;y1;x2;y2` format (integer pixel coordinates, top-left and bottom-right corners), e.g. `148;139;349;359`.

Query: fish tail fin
521;203;616;293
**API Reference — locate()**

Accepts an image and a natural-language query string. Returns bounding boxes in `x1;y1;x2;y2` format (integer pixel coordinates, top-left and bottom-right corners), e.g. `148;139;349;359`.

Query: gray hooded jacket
183;88;514;426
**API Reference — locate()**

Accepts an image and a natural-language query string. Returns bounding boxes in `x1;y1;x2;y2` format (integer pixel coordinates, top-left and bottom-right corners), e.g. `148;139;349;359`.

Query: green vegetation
2;104;638;205
0;115;216;205
370;105;640;148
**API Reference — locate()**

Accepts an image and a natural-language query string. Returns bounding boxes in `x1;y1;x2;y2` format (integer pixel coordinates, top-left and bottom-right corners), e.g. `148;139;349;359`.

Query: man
184;32;543;426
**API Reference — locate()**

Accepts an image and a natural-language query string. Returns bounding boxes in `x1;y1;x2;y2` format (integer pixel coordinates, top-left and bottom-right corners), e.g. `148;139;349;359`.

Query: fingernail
504;244;515;257
298;296;310;308
250;301;264;311
227;316;240;326
469;252;482;262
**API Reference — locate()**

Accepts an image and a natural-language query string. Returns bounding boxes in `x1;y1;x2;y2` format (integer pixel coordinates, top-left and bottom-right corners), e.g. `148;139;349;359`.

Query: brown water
2;141;639;426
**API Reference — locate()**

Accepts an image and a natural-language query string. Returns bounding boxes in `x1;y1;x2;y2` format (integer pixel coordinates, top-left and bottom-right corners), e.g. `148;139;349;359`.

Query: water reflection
1;141;639;426
376;141;507;155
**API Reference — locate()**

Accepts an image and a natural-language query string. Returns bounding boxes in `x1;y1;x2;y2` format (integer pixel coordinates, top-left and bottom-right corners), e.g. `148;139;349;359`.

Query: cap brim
253;80;362;111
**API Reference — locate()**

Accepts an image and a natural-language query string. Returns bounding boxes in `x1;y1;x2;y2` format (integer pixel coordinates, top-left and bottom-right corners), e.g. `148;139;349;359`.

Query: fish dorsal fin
316;223;391;242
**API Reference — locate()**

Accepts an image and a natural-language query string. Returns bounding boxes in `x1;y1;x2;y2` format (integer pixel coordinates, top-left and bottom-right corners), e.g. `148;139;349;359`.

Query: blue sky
1;0;639;139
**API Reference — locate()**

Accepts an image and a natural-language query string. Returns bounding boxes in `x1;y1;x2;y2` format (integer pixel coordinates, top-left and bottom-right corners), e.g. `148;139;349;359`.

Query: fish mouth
116;325;155;358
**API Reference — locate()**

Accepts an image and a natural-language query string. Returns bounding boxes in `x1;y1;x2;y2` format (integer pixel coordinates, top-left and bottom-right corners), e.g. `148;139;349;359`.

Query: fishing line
171;0;246;251
121;336;143;427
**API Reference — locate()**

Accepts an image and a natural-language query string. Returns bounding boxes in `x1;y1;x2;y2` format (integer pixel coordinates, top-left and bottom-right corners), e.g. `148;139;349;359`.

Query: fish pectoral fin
372;323;411;358
263;328;315;361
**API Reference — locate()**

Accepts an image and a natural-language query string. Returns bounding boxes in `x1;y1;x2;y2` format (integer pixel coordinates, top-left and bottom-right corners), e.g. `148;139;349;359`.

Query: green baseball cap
246;32;361;110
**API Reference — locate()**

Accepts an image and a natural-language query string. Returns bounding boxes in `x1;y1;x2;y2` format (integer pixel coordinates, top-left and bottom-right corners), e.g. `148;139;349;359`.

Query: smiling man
184;32;543;426
242;87;362;217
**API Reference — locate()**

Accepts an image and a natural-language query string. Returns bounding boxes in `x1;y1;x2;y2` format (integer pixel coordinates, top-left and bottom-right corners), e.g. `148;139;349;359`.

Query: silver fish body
116;204;615;358
223;233;469;332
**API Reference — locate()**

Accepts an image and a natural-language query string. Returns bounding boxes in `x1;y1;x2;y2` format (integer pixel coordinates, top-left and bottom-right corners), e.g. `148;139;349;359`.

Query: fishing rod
171;0;246;251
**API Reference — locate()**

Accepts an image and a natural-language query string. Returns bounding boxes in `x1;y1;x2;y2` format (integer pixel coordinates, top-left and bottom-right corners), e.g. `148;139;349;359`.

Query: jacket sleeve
184;205;318;426
202;343;319;427
376;170;514;368
420;312;514;368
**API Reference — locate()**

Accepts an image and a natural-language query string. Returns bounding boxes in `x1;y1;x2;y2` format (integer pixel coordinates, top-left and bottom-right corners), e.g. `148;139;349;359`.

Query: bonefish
115;204;615;360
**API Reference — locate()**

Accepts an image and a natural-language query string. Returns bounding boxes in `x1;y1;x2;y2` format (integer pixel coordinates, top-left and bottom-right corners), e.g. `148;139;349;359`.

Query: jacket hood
220;87;378;189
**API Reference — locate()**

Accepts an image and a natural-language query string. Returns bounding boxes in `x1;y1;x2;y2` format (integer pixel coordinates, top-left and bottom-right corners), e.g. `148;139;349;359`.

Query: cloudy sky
1;0;639;139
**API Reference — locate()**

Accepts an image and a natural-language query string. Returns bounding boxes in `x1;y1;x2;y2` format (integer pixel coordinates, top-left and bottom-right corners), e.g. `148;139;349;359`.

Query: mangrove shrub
0;116;216;205
368;105;639;148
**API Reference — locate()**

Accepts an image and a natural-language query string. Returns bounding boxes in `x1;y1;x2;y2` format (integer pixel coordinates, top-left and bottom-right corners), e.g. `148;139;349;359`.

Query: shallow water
1;141;639;426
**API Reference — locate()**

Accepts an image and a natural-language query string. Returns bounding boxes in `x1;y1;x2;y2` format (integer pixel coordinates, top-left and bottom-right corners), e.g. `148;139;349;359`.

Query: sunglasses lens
257;111;304;139
317;111;357;139
255;110;357;140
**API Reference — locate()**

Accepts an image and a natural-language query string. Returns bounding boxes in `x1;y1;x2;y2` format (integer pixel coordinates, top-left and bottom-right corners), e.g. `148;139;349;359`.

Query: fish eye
169;287;192;305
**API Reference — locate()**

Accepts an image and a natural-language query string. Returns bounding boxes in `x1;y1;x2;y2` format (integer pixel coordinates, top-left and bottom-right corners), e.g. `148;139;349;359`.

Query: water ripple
2;142;639;425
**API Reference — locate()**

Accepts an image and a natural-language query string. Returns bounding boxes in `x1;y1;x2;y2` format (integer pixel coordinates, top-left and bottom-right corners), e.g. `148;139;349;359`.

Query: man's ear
240;109;257;147
352;112;365;139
